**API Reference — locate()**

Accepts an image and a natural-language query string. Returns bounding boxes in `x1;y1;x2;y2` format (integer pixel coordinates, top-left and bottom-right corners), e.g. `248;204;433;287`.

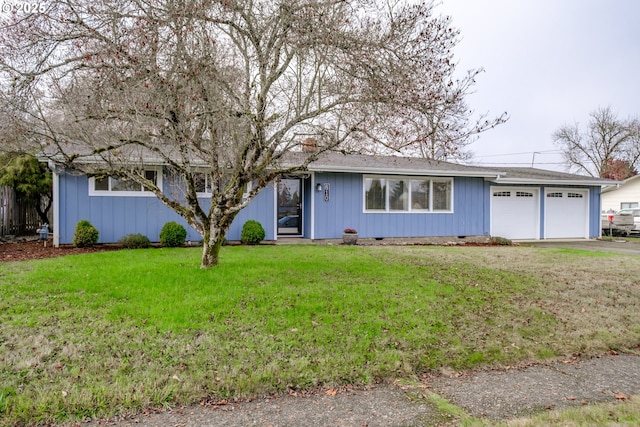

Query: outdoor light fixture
316;183;323;192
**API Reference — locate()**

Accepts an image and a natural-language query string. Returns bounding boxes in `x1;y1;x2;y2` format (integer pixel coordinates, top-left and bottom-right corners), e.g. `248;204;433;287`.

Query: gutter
307;164;505;178
487;178;619;186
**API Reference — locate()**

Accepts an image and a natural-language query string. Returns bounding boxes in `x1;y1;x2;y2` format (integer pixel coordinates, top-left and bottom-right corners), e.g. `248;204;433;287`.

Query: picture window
364;176;453;213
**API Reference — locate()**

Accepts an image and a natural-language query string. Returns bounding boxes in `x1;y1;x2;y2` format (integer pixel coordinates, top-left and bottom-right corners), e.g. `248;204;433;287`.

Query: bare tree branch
553;106;640;178
1;0;503;266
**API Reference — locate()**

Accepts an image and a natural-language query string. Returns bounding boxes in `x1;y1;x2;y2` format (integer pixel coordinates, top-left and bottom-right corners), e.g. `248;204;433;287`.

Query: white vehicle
617;208;640;234
602;212;635;236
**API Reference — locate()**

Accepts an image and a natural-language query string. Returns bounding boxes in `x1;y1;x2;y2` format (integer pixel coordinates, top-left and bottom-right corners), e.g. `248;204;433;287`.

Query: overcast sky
435;0;640;172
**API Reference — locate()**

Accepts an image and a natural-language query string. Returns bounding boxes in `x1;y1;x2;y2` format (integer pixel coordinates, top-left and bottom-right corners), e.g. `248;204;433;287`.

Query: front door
277;178;303;236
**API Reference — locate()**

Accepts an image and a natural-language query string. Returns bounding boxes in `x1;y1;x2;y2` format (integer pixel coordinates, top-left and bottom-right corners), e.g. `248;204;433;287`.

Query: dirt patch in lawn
387;245;640;356
0;238;122;262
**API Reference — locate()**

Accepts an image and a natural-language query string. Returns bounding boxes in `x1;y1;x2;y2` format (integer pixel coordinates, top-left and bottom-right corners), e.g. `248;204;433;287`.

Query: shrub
241;220;265;245
73;219;99;247
159;221;187;247
490;236;513;246
118;233;151;249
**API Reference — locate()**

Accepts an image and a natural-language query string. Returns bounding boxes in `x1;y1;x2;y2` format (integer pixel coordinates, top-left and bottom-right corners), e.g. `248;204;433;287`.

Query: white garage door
491;187;539;239
544;189;589;238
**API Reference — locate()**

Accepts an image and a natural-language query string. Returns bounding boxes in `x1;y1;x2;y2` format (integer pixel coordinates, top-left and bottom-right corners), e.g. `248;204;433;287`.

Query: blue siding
589;186;601;238
226;185;276;241
312;173;489;239
58;173;275;244
57;170;604;244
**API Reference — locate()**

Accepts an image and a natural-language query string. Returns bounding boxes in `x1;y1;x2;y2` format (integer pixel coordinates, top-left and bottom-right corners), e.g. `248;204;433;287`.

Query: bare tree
553;106;640;178
1;0;498;267
355;68;508;161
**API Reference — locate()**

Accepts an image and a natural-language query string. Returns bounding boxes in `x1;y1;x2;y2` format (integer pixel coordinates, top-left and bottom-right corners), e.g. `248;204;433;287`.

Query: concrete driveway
524;238;640;255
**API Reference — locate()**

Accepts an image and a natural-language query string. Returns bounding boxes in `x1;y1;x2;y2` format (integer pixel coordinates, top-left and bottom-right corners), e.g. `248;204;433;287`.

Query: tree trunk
200;219;233;268
201;234;225;268
34;194;52;227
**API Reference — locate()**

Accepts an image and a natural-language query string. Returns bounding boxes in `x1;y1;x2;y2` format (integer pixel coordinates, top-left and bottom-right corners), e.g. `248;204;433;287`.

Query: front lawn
1;245;639;425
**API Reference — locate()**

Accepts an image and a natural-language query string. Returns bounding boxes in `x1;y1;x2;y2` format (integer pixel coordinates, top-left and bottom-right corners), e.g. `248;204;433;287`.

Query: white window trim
543;187;590;239
89;168;163;197
194;174;255;199
362;175;454;213
193;172;213;197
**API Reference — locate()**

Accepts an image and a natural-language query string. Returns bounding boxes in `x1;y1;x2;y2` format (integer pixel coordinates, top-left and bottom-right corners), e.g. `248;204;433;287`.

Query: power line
473;149;563;159
475;161;566;165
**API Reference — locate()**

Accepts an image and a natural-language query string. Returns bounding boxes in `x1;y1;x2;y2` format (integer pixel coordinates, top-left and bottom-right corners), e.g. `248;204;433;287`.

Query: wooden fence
0;185;51;237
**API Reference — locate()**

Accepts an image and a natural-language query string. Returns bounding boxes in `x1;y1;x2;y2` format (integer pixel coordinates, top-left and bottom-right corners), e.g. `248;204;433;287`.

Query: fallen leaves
614;392;629;401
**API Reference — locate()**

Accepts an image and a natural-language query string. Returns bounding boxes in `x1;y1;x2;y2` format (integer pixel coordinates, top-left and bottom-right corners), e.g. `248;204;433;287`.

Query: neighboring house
601;175;640;212
48;152;614;246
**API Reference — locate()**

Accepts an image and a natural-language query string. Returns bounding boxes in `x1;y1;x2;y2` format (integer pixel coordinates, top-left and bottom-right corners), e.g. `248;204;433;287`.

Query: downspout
51;165;60;247
273;181;278;241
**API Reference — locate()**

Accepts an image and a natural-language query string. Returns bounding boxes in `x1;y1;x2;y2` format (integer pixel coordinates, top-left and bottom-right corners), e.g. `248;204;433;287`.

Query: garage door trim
543;187;589;239
490;186;540;240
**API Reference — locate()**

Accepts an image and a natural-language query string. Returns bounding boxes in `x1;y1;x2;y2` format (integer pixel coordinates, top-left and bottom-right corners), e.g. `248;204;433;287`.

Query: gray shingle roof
482;166;616;186
287;152;501;177
43;141;617;186
294;152;616;186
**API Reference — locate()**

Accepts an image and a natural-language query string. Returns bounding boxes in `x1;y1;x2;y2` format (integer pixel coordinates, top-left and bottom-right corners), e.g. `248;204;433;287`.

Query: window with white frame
89;169;161;196
364;178;386;210
192;172;211;194
191;171;255;199
621;202;639;209
364;176;453;212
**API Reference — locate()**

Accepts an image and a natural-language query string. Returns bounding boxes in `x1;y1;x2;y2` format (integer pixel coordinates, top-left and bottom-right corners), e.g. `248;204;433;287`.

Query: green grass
459;395;640;426
1;244;639;425
600;235;640;243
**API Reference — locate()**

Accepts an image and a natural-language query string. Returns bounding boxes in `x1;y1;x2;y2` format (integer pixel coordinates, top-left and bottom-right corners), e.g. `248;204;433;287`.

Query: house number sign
324;183;330;202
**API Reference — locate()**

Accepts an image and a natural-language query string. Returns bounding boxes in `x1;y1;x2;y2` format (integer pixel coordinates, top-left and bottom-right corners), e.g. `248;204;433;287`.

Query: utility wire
474;149;563;159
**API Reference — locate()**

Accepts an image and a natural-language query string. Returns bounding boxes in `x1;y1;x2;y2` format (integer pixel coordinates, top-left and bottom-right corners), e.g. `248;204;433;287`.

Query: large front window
364;176;453;212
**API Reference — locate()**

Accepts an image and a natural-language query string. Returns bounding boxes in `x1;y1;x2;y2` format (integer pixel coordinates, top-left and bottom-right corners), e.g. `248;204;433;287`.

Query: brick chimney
301;138;317;152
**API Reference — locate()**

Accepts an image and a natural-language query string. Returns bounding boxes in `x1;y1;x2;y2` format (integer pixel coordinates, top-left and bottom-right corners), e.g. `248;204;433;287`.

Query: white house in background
601;175;640;212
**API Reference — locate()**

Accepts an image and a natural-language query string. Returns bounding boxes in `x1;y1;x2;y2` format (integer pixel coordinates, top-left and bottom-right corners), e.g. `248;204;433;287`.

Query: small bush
73;219;99;247
241;220;265;245
118;233;151;249
491;236;513;246
159;221;187;247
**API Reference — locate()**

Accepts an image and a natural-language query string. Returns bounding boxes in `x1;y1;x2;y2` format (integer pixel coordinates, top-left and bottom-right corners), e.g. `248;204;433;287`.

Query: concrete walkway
86;353;640;426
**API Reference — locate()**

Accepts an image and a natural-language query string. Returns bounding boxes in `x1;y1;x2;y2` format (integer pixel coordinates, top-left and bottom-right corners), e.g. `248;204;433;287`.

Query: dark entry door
277;178;302;236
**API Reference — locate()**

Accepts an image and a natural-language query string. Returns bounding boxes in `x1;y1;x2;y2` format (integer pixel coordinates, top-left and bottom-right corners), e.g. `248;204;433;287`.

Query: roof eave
308;164;503;178
487;177;617;186
45;154;168;167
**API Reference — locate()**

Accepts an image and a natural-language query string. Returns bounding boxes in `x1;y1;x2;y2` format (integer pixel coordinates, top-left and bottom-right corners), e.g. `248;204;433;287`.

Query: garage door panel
491;188;539;240
545;190;588;238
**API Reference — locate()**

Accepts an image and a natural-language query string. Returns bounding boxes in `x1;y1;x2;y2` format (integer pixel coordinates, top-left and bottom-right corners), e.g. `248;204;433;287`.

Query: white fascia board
487;177;618;186
307;164;503;178
47;154;168;167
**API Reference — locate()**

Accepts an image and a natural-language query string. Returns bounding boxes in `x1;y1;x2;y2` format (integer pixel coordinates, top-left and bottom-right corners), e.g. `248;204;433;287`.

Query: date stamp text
1;2;46;14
